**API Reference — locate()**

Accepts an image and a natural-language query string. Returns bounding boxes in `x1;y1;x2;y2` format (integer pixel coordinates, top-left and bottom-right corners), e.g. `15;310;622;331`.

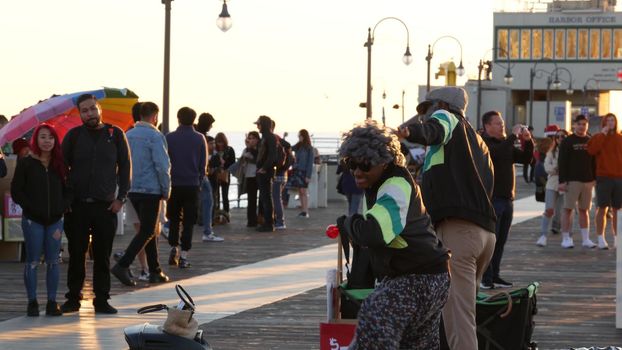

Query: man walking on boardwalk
61;93;131;314
166;107;207;268
397;87;496;350
111;102;171;286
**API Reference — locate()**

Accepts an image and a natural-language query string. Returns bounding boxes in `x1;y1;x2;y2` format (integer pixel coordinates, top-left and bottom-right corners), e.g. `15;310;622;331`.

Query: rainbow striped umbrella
0;87;138;144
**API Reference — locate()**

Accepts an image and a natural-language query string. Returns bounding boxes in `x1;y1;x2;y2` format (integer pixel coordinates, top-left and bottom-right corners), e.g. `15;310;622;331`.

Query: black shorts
595;177;622;208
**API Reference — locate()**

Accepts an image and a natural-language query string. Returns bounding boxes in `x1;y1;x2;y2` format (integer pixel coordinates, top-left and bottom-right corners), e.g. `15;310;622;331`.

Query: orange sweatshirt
586;132;622;178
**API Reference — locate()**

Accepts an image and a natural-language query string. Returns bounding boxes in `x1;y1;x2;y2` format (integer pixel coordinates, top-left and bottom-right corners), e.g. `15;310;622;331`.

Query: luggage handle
137;304;169;314
481;291;513;318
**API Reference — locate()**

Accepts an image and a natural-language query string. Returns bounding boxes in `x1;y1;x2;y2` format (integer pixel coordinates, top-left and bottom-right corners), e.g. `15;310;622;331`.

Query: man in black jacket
255;115;277;232
480;111;533;290
61;94;131;314
397;87;496;350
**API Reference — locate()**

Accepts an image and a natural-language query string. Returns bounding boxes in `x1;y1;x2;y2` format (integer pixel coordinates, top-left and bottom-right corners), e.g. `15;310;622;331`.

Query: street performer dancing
337;121;450;349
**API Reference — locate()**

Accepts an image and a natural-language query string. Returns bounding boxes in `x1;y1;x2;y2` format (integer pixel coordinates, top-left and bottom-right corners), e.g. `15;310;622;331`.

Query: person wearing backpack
271;121;293;230
288;129;314;218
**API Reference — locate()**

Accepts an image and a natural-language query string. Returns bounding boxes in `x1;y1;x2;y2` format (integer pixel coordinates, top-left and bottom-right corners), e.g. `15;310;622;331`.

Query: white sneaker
536;236;547;247
561;237;574;249
598;236;609;250
275;224;287;230
582;239;597;249
137;270;150;282
202;233;224;242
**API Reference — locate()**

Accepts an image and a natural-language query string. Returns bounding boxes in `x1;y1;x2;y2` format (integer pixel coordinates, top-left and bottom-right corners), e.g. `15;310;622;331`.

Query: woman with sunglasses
336;121;449;349
537;129;569;247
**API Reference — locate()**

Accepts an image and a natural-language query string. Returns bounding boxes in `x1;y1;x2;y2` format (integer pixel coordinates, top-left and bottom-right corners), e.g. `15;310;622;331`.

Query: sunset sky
0;0;589;133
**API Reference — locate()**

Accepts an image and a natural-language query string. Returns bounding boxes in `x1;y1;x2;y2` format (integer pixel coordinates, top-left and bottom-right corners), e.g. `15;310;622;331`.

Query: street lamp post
364;17;412;120
476;47;513;129
425;36;465;92
582;78;600;110
161;0;232;134
528;61;573;127
546;66;573;126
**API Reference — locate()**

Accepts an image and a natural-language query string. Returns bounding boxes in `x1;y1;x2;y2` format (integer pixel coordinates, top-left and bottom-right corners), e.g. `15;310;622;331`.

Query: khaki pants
436;218;496;350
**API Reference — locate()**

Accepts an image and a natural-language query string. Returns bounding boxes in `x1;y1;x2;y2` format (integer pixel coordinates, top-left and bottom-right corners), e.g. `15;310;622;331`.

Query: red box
319;321;356;350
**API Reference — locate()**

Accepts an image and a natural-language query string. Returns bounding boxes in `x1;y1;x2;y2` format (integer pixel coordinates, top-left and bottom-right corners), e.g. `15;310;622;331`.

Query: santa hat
544;124;560;137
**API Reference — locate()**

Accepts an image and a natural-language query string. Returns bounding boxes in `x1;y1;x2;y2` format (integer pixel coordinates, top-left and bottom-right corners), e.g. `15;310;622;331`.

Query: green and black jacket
347;164;449;278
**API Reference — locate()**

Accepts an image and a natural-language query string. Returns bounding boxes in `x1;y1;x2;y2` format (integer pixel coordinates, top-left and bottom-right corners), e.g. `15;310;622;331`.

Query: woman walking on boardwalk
336;121;449;349
11;124;72;316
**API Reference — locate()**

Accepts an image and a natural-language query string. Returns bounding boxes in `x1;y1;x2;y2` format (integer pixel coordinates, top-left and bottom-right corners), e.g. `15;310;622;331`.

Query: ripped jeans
22;217;63;302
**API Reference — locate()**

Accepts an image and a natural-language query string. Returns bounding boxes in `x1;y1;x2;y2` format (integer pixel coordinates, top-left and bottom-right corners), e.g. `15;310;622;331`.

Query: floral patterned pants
349;272;450;350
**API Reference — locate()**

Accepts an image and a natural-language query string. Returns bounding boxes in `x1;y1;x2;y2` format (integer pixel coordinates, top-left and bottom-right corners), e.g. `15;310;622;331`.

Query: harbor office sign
549;15;616;24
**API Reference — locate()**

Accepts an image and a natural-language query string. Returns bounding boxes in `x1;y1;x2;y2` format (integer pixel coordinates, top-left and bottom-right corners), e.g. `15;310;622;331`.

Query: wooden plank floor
0;177;621;349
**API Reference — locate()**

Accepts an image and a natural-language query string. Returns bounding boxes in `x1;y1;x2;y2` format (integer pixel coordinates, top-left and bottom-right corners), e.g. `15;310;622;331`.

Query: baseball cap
416;87;468;115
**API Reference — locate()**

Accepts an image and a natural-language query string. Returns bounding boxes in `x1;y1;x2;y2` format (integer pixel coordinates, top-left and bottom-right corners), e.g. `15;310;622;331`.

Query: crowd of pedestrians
5;94;321;316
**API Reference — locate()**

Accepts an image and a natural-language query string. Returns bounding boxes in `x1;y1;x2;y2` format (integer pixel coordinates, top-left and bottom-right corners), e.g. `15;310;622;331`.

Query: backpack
275;137;293;172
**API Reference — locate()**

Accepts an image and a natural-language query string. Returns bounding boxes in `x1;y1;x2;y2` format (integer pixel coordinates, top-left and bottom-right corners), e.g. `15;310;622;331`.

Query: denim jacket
127;122;171;197
293;145;314;179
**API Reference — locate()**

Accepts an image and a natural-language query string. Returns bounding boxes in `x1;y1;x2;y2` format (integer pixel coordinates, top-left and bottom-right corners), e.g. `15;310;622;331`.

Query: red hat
544;124;560;137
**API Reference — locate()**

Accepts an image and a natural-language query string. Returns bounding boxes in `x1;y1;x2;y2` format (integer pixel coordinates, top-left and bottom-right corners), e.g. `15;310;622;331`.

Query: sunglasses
343;158;373;172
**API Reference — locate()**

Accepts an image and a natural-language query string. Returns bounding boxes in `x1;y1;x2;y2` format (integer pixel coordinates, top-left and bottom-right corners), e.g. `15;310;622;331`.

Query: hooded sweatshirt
587;114;622;178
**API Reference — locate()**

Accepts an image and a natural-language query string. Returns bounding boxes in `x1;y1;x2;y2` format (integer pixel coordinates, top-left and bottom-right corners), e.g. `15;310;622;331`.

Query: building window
532;29;542;59
567;29;577;59
578;29;589;59
590;29;600;59
602;29;612;59
614;29;622;58
510;29;519;59
497;29;508;59
521;29;531;59
555;29;565;59
543;29;554;59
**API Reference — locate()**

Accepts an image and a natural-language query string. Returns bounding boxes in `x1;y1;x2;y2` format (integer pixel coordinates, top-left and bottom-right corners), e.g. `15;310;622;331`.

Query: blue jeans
201;178;214;235
483;197;513;283
272;179;285;226
346;193;363;216
22;217;63;302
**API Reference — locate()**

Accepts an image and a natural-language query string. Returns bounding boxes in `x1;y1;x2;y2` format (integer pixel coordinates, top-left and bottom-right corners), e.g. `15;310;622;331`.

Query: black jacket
482;133;533;200
62;124;131;203
405;110;496;233
11;156;72;225
342;165;449;278
558;134;596;183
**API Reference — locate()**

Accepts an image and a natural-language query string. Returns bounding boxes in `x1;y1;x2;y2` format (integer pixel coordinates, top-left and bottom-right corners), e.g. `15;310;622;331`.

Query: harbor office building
466;9;622;136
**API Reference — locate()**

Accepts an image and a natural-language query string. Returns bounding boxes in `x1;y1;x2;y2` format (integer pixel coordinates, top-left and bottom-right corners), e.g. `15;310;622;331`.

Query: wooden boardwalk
0;179;621;349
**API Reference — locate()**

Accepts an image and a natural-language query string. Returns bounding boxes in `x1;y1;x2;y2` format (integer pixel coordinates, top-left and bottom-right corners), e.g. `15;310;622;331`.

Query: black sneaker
256;225;275;232
178;258;191;269
168;247;179;266
493;277;513;288
550;227;560;235
149;271;170;283
60;299;81;313
27;300;39;316
479;281;494;290
93;300;118;314
45;300;62;316
111;264;137;287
